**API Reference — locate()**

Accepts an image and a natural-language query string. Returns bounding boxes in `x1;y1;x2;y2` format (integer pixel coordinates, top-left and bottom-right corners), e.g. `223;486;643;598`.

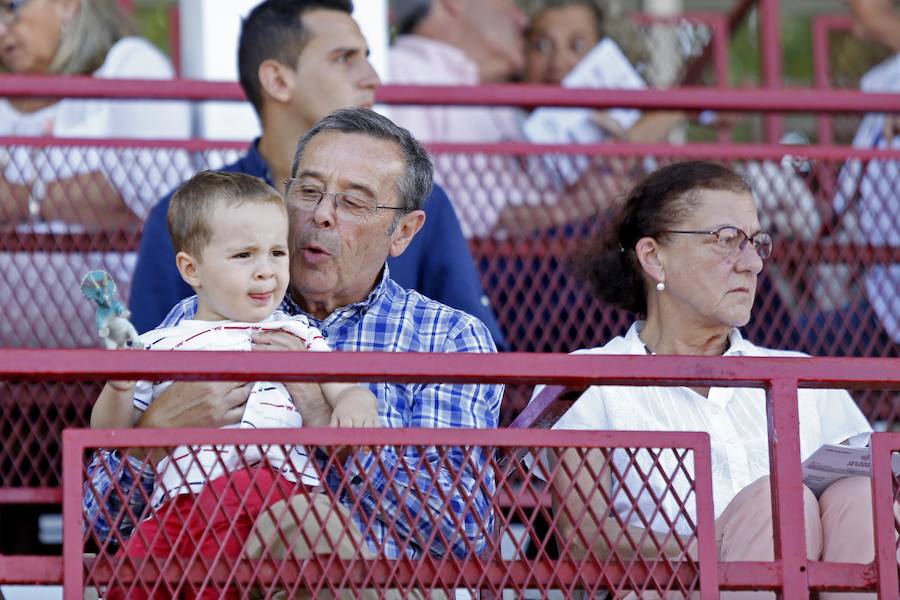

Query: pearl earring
656;281;665;292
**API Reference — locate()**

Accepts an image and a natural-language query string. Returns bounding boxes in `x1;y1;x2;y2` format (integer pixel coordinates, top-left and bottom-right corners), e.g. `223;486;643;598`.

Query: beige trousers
622;475;895;599
714;474;893;600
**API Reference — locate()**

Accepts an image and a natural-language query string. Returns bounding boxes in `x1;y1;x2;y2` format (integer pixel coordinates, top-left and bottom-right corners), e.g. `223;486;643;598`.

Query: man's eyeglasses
0;0;28;26
662;226;773;260
284;179;408;222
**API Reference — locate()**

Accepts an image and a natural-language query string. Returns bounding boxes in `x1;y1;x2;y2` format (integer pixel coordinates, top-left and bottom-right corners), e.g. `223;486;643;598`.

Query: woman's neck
639;315;731;357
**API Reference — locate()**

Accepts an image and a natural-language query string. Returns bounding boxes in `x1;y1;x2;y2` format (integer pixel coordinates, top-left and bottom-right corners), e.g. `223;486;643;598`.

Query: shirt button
322;329;328;337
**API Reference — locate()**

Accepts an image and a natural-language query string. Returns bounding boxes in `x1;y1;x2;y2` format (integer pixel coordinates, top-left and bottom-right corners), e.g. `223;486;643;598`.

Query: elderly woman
537;161;875;599
0;0;190;346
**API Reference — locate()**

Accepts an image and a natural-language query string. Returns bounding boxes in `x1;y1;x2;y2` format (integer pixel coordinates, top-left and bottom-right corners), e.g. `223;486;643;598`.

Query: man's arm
338;317;503;557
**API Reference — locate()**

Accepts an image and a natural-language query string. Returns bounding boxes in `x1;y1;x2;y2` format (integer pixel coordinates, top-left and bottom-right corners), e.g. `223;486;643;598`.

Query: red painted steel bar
871;433;900;598
811;15;854;145
3;76;900;113
766;378;810;598
759;0;784;141
3;351;899;389
6;136;900;162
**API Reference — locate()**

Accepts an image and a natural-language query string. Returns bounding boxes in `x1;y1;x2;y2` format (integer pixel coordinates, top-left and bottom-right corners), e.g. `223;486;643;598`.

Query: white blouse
531;322;872;534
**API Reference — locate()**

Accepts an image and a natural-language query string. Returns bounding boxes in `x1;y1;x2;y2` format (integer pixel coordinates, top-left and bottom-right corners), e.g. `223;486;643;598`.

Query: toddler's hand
330;387;380;428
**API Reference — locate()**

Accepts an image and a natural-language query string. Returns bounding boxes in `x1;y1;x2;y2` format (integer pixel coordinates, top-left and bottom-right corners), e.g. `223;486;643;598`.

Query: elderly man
85;109;502;572
129;0;506;349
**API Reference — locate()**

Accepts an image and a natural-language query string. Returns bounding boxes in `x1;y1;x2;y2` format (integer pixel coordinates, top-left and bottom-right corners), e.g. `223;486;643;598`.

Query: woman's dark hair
574;161;752;315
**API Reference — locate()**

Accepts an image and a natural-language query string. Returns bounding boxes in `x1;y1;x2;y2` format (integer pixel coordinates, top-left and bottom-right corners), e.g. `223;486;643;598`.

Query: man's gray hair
291;108;434;213
390;0;433;35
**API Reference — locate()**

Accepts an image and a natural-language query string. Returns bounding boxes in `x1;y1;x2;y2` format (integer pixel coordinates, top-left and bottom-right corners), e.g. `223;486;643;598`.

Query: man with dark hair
87;108;503;580
130;0;506;348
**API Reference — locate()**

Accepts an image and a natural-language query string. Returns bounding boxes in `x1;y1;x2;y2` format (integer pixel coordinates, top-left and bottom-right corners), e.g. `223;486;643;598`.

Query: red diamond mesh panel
1;140;898;505
69;428;717;599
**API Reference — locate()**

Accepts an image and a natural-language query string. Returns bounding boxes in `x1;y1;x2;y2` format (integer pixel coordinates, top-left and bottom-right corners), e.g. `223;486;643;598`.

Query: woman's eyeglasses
663;226;773;260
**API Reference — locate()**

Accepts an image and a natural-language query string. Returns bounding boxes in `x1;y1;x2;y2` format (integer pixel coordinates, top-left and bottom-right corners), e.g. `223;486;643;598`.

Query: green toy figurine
80;270;142;350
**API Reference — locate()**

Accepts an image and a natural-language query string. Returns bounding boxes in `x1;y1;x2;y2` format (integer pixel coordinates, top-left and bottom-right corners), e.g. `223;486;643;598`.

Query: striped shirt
84;267;502;558
134;312;327;506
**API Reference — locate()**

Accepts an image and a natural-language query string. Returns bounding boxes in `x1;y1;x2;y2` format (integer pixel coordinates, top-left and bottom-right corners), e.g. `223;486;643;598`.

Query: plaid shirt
84;267;502;558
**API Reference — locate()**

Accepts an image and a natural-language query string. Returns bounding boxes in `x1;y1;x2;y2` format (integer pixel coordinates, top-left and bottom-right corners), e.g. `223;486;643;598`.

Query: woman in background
0;0;191;346
524;0;682;142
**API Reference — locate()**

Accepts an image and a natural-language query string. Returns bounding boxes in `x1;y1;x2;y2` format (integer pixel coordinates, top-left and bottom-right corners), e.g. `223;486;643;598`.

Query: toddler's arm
321;383;380;428
91;381;140;428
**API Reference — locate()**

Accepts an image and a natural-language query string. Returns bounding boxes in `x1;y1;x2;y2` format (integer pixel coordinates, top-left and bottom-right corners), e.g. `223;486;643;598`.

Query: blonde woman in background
0;0;191;346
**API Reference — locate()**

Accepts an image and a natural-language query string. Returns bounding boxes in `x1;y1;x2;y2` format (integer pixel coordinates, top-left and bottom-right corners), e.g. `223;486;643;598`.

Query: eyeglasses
283;179;408;222
662;226;773;260
0;0;28;26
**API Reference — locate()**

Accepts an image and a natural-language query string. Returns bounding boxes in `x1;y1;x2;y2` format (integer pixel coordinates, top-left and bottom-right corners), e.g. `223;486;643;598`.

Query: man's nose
311;193;337;227
360;60;380;90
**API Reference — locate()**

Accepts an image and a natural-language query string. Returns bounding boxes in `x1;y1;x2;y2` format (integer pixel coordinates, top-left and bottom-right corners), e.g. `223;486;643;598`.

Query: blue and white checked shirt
84;267;502;558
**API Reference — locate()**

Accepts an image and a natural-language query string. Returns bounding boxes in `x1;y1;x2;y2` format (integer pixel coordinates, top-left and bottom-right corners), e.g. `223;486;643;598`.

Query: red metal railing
0;350;894;596
3;76;900;112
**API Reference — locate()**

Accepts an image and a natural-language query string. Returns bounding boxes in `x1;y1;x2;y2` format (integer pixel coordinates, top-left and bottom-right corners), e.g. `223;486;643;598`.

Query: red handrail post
759;0;784;142
767;377;810;598
870;433;900;598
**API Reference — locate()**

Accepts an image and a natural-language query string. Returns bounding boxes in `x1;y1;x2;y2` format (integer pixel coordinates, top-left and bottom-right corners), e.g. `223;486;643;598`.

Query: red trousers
107;466;304;600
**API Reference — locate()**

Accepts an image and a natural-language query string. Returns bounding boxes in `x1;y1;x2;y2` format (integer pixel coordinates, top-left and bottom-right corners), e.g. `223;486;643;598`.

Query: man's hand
252;329;334;427
136;381;251;429
330;387;380;428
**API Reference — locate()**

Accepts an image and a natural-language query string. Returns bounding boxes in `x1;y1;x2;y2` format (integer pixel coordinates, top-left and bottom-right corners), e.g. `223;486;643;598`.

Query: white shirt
530;322;872;534
134;311;330;506
0;36;192;217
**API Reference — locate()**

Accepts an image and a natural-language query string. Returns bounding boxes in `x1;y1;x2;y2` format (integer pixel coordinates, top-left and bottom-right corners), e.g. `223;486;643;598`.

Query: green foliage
132;2;175;57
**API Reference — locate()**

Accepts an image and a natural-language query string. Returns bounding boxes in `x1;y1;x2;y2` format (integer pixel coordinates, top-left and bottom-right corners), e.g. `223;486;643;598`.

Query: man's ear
257;59;294;105
388;210;426;257
634;236;665;284
175;251;202;288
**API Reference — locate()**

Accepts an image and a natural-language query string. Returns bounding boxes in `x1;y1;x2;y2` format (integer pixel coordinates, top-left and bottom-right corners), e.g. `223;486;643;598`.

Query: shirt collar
625;321;756;356
279;264;393;319
243;138;273;186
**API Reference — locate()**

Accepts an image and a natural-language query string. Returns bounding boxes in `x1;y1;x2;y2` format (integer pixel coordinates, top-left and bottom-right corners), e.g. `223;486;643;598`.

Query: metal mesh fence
68;427;718;599
1;139;899;433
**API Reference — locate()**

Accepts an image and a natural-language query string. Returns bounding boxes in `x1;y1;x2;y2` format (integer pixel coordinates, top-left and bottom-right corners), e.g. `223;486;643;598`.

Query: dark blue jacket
128;141;507;349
